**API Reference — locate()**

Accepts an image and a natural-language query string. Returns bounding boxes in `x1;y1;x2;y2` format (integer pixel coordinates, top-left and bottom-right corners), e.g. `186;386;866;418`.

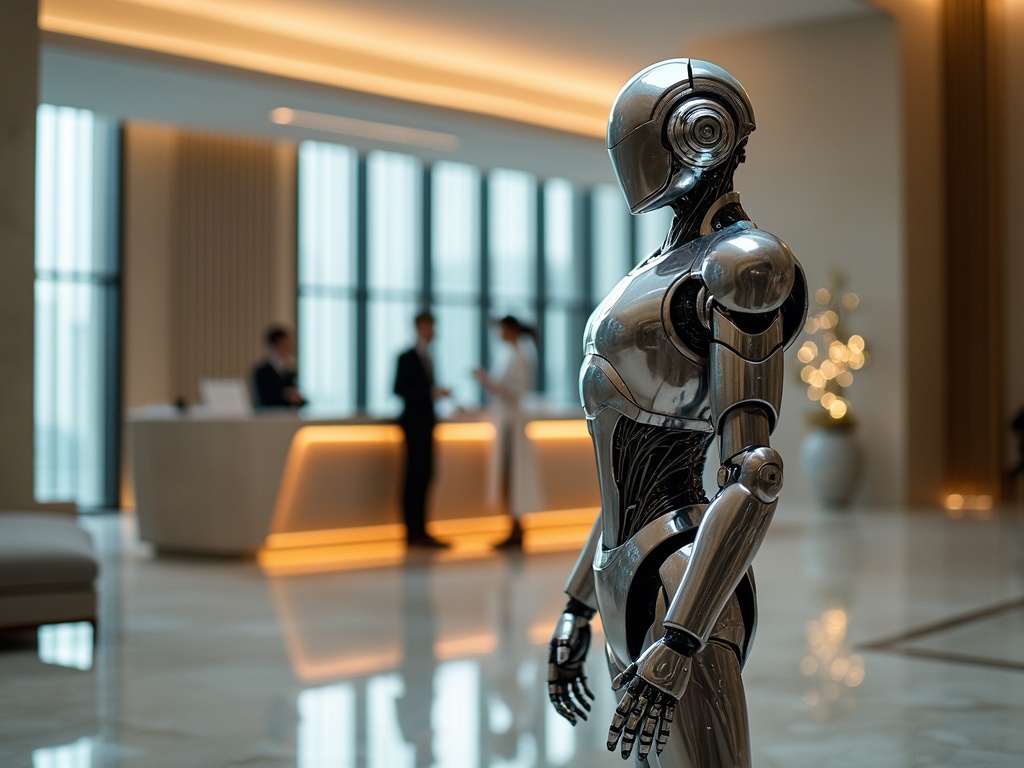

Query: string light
795;276;868;425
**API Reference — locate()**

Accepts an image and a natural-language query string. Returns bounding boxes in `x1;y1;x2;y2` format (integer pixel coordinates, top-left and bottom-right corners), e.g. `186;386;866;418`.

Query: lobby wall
689;13;905;509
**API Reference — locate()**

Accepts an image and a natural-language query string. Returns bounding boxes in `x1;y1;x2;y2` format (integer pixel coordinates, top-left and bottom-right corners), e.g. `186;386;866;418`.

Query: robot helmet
607;59;755;214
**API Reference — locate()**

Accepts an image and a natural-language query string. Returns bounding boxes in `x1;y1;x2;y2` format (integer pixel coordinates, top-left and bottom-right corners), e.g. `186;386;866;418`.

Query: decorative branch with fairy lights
795;274;869;428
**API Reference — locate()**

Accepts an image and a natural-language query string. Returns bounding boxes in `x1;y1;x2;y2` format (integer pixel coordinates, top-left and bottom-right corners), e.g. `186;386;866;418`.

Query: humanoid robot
547;59;806;766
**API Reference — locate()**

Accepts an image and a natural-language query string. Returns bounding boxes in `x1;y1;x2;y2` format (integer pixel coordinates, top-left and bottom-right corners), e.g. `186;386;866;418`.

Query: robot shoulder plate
700;228;798;314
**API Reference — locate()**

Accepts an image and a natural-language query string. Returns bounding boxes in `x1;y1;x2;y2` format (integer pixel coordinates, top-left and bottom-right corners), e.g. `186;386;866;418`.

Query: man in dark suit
252;325;308;409
394;312;450;548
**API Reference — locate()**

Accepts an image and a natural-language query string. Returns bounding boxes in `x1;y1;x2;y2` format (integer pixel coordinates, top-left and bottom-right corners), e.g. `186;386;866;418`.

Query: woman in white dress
473;316;542;548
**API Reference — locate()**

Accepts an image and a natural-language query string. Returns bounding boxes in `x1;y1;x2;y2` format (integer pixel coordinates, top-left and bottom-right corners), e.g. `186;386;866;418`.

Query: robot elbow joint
737;446;784;503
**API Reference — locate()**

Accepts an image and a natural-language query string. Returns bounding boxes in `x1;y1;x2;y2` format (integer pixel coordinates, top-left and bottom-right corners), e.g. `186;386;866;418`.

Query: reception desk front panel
130;414;599;556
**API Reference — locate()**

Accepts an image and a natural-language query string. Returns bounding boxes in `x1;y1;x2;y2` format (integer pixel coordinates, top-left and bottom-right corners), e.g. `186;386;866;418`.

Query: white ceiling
38;0;876;184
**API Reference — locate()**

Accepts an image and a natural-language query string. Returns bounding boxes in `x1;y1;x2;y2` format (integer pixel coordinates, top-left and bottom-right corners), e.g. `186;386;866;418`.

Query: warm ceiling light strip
40;13;608;137
270;107;460;151
89;0;615;106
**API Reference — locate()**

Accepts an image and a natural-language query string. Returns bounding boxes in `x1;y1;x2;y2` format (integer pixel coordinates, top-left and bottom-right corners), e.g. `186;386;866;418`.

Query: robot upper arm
697;229;806;456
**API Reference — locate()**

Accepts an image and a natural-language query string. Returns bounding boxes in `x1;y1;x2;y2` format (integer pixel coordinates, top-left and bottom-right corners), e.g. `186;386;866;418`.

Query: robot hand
607;635;692;761
547;610;595;724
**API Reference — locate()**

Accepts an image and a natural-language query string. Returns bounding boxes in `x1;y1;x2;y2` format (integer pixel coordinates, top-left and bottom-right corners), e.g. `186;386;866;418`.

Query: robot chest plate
583;245;711;423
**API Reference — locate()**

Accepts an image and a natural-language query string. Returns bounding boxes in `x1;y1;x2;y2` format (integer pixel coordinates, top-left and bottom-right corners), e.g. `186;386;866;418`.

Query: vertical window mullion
421;164;433;309
535;181;546;392
355;154;369;413
478;173;491;381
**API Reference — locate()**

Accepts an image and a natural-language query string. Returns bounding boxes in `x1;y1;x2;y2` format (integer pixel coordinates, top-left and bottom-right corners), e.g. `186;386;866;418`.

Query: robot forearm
662;443;782;649
563;514;601;610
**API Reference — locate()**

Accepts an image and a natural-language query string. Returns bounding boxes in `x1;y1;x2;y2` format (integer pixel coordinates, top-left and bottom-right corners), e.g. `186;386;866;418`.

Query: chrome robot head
607;59;755;215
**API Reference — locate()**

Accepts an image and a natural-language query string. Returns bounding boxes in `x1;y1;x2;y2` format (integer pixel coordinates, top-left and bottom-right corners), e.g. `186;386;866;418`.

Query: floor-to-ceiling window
431;161;482;405
591;185;633;301
486;168;538;394
34;105;120;510
542;178;585;406
296;141;359;413
297;141;667;418
366;151;425;415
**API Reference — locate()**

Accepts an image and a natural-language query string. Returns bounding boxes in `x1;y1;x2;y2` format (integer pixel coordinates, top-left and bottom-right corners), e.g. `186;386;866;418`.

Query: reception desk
129;410;600;557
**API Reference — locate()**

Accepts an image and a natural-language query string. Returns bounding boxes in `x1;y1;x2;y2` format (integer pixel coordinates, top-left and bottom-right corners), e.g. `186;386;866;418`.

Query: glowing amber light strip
258;542;406;576
525;419;591;440
435;422;496;442
39;12;608;137
264;524;406;551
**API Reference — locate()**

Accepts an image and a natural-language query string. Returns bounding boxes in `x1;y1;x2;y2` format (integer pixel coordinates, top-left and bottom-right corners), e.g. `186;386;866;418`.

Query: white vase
799;427;861;509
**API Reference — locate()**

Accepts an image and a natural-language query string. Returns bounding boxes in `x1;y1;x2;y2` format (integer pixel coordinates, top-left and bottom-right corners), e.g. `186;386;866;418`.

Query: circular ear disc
667;98;737;170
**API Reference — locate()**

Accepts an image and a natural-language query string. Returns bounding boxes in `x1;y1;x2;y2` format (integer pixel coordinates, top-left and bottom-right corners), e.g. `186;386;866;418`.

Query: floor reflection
4;508;1023;767
295;657;584;768
37;622;94;671
276;551;595;767
33;737;93;768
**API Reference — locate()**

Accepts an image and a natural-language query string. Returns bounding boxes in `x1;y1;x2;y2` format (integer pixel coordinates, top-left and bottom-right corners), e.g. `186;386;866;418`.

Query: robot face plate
608;118;677;215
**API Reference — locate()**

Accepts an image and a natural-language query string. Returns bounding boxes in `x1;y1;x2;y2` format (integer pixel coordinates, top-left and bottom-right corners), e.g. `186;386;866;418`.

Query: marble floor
2;504;1023;768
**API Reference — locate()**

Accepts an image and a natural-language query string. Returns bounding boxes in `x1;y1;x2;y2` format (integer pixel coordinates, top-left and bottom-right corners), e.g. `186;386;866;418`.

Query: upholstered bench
0;513;99;631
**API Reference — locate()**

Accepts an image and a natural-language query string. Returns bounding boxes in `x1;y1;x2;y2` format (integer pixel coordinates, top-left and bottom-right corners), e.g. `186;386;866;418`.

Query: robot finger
656;698;676;754
569;679;593;712
580;675;596;702
565;688;589;722
619;691;648;759
548;684;578;725
637;705;659;762
606;692;634;750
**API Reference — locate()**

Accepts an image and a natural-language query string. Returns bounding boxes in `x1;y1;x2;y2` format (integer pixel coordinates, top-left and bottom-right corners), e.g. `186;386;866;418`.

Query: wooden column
941;0;1004;499
0;0;39;509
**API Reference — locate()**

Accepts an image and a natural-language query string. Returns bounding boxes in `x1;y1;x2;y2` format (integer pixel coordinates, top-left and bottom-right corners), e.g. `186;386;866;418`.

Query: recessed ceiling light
270;107;460;152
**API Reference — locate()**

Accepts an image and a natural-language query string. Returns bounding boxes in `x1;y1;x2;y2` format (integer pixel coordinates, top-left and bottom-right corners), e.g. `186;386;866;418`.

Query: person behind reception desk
473;315;542;549
252;325;308;409
394;312;451;548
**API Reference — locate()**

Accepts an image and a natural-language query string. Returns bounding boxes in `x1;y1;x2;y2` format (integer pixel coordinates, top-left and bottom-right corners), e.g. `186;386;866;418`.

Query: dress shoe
407;535;449;549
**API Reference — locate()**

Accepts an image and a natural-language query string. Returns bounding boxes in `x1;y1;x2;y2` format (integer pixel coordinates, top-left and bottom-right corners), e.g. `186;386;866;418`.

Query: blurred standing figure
474;315;542;549
395;312;451;548
252;325;307;409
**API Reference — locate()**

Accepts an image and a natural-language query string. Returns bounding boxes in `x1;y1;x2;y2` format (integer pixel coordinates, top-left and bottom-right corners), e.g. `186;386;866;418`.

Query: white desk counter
129;409;599;556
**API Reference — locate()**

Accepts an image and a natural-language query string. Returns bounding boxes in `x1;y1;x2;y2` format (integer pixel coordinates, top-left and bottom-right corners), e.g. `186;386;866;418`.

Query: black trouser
400;417;435;540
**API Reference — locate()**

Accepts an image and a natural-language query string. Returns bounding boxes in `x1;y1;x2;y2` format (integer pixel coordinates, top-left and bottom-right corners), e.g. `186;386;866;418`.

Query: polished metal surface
564;516;601;608
700;229;797;313
719;406;772;464
553;58;804;765
736;446;784;503
711;306;784;361
708;343;784;432
662;484;776;645
666;98;737;171
548;611;597;725
607;59;755;215
591;509;705;670
699;191;742;237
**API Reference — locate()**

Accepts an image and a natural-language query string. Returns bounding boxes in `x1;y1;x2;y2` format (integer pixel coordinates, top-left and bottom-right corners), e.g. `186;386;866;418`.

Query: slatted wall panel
172;132;279;404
